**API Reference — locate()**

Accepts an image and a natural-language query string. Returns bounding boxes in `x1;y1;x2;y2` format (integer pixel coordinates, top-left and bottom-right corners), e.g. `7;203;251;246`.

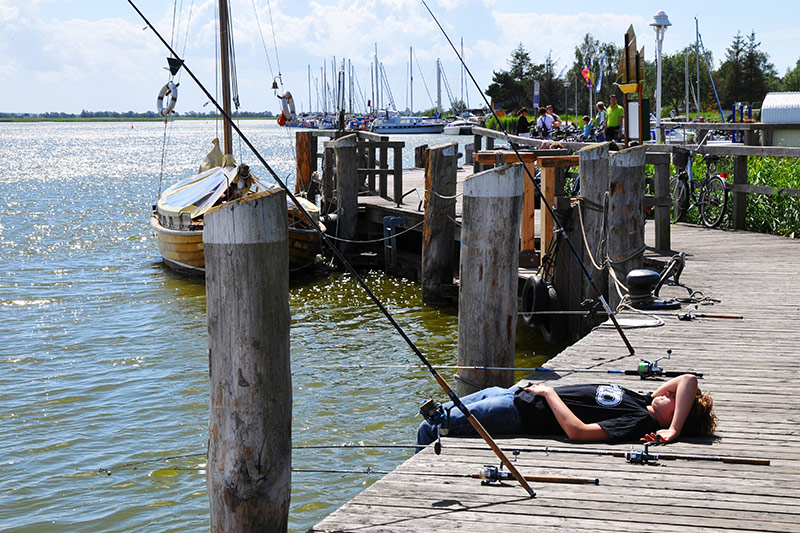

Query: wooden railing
472;126;800;241
296;130;405;209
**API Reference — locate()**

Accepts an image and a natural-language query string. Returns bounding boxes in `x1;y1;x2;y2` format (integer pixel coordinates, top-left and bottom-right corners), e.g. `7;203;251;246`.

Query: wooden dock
311;221;800;532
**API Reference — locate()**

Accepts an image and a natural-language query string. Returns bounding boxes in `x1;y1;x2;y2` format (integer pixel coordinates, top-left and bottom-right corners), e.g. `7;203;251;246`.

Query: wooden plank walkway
311;222;800;532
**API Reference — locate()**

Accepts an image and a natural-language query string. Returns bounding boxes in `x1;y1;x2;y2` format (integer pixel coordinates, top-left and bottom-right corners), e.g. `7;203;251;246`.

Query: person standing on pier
516;108;531;137
417;374;716;446
605;94;624;141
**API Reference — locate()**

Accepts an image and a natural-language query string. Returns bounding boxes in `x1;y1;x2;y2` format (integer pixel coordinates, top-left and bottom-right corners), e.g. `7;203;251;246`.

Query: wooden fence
472;126;800;239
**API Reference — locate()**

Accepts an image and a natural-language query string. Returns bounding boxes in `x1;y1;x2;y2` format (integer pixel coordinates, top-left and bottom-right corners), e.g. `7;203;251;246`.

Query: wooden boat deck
311;220;800;531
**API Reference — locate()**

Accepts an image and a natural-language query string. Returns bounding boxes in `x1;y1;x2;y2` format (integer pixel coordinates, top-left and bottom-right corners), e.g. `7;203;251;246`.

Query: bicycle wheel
700;175;728;228
670;176;689;222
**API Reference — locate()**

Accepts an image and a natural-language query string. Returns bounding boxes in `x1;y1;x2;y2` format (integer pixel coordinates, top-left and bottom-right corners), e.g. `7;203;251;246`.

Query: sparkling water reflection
0;120;559;531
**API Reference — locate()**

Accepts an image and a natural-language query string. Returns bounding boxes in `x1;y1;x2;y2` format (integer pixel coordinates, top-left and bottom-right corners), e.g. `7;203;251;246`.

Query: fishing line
128;0;535;498
420;0;635;357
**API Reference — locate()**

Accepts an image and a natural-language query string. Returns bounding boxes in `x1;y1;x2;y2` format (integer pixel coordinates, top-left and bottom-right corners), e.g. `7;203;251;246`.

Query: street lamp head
650;10;671;29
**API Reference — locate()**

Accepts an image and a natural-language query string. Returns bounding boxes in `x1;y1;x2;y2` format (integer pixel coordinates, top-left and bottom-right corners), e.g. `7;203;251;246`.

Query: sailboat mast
218;0;233;156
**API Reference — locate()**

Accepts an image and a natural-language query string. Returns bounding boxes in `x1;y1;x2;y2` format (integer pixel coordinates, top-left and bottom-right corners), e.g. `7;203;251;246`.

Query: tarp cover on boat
157;166;238;218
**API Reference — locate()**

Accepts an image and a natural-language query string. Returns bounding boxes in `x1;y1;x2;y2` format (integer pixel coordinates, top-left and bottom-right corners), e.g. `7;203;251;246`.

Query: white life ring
278;91;296;121
157;81;179;117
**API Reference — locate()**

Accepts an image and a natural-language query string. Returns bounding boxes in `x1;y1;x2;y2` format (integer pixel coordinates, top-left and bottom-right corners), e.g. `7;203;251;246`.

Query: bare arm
526;384;610;442
641;374;699;444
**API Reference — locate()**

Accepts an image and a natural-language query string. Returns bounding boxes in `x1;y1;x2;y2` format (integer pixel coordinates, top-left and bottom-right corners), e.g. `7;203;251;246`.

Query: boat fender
539;284;567;344
157;81;179;117
278;91;296;121
520;274;547;327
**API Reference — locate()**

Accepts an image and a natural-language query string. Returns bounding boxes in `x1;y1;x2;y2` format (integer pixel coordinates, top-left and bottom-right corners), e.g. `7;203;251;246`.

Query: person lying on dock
416;374;716;446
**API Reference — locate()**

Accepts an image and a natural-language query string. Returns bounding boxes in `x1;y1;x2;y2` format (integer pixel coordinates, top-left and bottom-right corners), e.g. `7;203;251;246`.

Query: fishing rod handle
465;413;536;497
524;475;600;485
721;457;771;466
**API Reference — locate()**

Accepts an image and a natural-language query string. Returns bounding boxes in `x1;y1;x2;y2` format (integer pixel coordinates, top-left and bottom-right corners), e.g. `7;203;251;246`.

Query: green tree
486;43;539;111
783;59;800;91
716;31;778;108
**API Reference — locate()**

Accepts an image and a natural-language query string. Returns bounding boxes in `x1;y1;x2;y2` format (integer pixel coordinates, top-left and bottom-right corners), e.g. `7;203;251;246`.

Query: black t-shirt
514;384;660;442
517;115;529;134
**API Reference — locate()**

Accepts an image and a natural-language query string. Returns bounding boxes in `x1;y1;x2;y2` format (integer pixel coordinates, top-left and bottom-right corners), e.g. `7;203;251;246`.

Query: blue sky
1;0;797;114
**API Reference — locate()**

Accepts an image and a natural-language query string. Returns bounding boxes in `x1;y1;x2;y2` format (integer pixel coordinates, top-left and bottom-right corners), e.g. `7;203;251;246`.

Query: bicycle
670;144;729;228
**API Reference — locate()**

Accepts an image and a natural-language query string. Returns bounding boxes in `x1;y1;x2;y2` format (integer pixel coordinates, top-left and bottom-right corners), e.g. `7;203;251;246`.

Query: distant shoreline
0;116;278;123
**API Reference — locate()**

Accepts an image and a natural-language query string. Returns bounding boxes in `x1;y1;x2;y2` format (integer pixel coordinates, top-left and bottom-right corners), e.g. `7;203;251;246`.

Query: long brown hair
682;389;717;436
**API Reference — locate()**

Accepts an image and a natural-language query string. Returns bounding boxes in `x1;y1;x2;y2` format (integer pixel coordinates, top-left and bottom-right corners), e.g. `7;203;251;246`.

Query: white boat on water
443;114;480;135
369;110;444;134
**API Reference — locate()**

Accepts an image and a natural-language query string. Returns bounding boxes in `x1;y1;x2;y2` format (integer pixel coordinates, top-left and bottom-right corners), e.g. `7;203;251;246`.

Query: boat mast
409;47;413;114
218;0;233;157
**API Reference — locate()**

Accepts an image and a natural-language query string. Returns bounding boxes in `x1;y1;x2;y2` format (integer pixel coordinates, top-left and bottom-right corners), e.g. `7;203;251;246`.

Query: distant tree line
487;30;796;121
0;110;277;120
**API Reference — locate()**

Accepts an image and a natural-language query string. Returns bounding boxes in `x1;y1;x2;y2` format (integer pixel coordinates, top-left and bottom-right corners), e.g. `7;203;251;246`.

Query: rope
425;189;463;201
251;0;276;81
324;219;424;244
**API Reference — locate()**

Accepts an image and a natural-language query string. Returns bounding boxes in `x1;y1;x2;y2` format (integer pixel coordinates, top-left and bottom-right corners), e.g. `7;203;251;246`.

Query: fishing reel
419;399;446;426
636;350;671;379
625;442;659;464
477;465;513;485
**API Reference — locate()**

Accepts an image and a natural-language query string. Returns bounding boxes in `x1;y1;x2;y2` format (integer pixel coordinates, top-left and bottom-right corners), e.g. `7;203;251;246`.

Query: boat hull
443;125;474;135
150;214;323;276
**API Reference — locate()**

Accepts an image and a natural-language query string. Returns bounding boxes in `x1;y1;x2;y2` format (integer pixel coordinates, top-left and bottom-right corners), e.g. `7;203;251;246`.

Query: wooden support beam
422;143;458;306
457;164;523;395
328;134;358;253
204;190;291;531
653;159;671;251
607;146;647;311
321;146;335;215
540;166;556;254
732;155;748;230
295;130;317;196
578;143;610;308
393;146;404;206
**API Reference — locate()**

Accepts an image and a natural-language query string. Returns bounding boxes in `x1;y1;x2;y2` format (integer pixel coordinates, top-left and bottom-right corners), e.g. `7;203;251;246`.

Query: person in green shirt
605;94;624;141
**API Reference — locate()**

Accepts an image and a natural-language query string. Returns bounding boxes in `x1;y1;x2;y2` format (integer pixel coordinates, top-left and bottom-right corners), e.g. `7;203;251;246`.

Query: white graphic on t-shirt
595;385;624;407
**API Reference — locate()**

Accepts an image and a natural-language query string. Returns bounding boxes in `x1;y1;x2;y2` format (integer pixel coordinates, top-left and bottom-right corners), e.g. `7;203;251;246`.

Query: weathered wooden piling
607;146;647;310
326;134;358;253
457;164;523;395
578;143;610;306
650;153;671;251
421;143;458;306
321;146;335;215
204;190;291;532
414;144;428;168
296;130;317;197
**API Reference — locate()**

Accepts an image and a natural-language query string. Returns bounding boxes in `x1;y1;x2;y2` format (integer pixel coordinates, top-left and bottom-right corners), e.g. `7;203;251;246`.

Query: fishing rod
128;0;535;498
294;443;768;467
306;351;703;379
420;0;635;358
293;466;599;486
461;442;769;466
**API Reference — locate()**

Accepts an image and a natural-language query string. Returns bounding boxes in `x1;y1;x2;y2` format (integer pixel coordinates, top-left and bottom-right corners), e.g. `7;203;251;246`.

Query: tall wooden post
295;130;317;196
457;164;523;396
607;146;647;311
204;190;291;532
652;155;671;251
326;134;358;254
422;143;457;306
578;143;610;307
321;146;335;215
472;133;482;174
732;155;748;230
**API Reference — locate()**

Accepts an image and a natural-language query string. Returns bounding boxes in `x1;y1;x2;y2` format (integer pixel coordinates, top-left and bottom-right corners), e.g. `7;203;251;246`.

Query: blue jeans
416;386;523;446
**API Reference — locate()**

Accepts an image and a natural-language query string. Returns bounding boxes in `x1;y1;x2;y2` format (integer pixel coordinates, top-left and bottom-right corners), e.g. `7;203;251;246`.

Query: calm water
0;120;558;531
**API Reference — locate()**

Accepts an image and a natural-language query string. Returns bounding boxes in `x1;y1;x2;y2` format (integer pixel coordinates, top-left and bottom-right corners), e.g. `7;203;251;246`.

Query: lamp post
564;83;569;121
650;10;671;143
